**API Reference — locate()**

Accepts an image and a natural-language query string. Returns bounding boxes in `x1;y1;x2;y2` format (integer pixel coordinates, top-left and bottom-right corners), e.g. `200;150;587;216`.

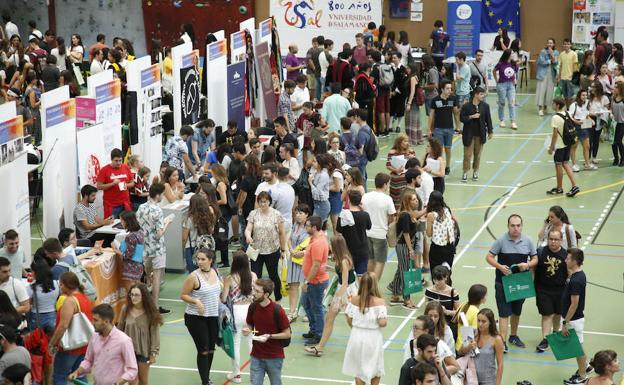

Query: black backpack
214;215;229;250
557;111;578;146
362;126;379;162
248;302;291;347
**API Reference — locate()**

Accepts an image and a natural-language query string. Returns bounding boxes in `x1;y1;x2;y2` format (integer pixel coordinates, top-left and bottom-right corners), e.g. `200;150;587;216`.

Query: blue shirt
356;124;372;166
187;127;215;164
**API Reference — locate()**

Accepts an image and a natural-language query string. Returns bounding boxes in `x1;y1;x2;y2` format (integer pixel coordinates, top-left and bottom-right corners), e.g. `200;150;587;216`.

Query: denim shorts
433;127;455;148
576;126;589;140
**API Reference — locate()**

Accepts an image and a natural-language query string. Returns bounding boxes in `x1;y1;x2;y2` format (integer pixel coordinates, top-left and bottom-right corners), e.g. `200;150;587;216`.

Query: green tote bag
403;261;423;297
219;322;236;359
501;264;536;303
546;329;585;360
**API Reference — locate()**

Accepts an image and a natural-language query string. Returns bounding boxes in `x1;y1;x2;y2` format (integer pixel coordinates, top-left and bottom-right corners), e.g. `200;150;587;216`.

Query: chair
518;51;530;88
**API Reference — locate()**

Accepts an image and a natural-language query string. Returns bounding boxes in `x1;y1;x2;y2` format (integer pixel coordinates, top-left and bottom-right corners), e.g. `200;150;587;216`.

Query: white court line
454;185;520;264
445;183;514;189
582;191;618;250
151;365;354;383
160;298;184;302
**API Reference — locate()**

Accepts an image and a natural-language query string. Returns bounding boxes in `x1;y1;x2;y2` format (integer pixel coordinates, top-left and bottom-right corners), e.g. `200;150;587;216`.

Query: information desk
82;250;124;319
163;193;192;273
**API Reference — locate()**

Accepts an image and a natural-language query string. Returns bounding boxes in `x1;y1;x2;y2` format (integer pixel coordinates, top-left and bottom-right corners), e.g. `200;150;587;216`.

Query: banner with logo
0;115;25;167
447;0;481;57
76;122;107;189
41;86;77;238
269;0;383;55
94;79;122;154
227;62;247;130
206;40;229;128
256;42;277;121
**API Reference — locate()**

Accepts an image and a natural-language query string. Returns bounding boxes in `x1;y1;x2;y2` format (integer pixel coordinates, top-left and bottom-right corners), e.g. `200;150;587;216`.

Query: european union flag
481;0;521;37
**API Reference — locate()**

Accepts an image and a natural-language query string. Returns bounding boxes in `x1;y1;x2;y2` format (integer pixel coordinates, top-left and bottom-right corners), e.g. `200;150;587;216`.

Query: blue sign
447;0;482;57
227;62;246;131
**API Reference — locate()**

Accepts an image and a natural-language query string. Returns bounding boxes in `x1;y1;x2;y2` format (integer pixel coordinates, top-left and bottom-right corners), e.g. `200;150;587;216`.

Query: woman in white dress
342;272;387;385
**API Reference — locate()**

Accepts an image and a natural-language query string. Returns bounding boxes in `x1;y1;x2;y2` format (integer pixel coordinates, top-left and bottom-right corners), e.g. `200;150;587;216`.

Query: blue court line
462;113;552;209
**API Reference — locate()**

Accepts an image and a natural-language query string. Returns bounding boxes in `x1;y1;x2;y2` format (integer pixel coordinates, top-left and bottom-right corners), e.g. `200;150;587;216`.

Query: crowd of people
0;11;622;385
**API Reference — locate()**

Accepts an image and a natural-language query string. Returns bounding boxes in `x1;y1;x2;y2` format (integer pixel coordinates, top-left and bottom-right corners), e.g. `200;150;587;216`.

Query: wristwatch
562;320;568;325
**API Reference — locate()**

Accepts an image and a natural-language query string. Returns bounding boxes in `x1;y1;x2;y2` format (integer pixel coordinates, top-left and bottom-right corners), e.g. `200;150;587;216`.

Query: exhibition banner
75;97;96;129
94;79;122;154
140;64;161;88
269;0;383;55
206;40;229;128
255;42;277;121
0;115;25;166
231;31;246;63
572;0;615;50
41;86;77;238
447;0;481;57
227;62;247;130
76;123;107;187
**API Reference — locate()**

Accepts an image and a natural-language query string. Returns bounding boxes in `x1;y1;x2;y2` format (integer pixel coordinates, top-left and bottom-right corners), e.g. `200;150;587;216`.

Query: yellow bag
291;237;310;265
280;259;288;298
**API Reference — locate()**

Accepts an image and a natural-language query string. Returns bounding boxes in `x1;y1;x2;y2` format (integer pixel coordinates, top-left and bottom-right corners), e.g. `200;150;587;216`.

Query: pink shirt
79;326;138;385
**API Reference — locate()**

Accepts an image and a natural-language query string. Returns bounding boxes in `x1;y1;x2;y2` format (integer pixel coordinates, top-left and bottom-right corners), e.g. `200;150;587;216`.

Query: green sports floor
30;86;624;385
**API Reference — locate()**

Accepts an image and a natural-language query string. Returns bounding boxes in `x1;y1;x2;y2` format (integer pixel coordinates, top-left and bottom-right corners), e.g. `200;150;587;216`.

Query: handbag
279;258;288;298
546;329;585;360
218;319;236;359
501;264;536;303
60;296;95;350
402;260;423;296
246;244;260;261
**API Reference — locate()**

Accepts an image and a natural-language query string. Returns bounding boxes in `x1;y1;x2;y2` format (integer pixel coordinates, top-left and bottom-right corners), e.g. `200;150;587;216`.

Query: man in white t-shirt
291;74;310;119
0;257;30;314
361;173;396;279
0;230;25;279
547;98;579;197
255;164;295;229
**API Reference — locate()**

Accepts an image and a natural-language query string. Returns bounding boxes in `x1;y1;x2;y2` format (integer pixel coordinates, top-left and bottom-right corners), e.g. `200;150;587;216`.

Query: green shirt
321;94;352;134
456;63;472;96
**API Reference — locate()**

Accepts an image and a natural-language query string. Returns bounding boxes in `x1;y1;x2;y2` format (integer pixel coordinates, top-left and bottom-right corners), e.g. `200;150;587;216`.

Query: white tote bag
60;296;95;350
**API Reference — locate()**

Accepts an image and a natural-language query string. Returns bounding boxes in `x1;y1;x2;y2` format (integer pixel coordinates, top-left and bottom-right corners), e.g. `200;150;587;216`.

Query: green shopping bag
607;117;616;144
546;329;585;360
403;261;423;297
219;321;236;359
322;275;339;308
554;85;563;98
501;264;536;303
72;380;90;385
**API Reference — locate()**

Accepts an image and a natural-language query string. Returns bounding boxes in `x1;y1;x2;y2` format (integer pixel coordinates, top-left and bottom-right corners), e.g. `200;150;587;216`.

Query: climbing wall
142;0;254;56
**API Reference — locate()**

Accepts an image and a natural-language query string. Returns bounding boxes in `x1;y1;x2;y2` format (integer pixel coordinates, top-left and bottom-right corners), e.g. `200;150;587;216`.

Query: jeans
232;303;252;375
612;122;624;161
358;163;368;192
111;205;125;219
589;127;602;158
184;246;197;273
251;250;282;301
239;215;248;250
496;81;516;121
313;200;330;222
301;279;329;337
53;352;86;385
185;313;219;384
27;310;56;333
315;77;323;100
250;356;283;385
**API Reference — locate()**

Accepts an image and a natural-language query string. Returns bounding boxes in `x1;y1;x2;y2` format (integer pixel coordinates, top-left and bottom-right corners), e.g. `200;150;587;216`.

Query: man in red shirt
243;279;291;385
301;216;330;345
96;148;133;218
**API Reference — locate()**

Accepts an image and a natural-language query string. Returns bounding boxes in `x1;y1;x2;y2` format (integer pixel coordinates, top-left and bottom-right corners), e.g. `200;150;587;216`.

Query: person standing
429;20;449;70
117;284;162;385
612;81;624;166
284;44;303;82
423;55;440;118
454;52;471;107
568;89;593;172
536;38;560;116
68;304;137;385
528;229;568;353
390;51;408;133
558;39;579;105
458;309;505;385
546;98;580;196
321;84;351;134
96;148;133;218
136;183;173;314
404;62;423;145
0;230;25;279
342;272;387;385
312;35;326;101
494;49;518;129
561;248;589;385
242;279;291;385
354;63;377;130
48;272;94;385
492;28;510;51
386;134;416;209
309;155;331;223
189;119;216;167
485;214;537;352
180;249;221;385
278;80;297;132
471;49;489;92
221;251;257;384
460;87;493;183
428;80;459;175
425;191;456;276
291;74;310;120
163;125;196;180
112;211;145;292
362;173;396;280
336;190;371;276
300;216;330;346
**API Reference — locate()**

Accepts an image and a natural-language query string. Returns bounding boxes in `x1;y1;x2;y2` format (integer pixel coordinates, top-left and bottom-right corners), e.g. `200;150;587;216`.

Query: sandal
402;301;417;309
304;345;323;357
287;313;298;323
389;296;403;305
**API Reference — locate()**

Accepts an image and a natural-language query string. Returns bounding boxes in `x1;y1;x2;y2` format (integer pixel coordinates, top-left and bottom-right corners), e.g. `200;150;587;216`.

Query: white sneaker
584;164;598;170
511;122;518;130
572;164;580;172
227;373;242;384
499;121;506;128
539;110;544;116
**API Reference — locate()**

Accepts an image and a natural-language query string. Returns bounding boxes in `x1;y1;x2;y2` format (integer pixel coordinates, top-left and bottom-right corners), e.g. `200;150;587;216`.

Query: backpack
362;126;379;161
469;61;485;90
214;216;229;249
293;168;313;210
556;111;578;146
342;133;360;167
57;258;97;301
378;63;394;87
248;302;291;347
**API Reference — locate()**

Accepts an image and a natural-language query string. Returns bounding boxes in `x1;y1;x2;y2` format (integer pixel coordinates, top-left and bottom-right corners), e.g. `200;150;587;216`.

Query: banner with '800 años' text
270;0;382;55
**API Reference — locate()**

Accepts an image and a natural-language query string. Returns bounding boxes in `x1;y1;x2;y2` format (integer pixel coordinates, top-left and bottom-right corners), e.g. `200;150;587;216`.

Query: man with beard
73;184;114;245
243;279;291;385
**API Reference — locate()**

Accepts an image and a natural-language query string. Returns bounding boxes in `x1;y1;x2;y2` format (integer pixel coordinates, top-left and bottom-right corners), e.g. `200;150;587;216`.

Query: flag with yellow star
481;0;521;36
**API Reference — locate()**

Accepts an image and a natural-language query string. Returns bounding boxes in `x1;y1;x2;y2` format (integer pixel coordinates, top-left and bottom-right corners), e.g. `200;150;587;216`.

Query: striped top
185;270;221;317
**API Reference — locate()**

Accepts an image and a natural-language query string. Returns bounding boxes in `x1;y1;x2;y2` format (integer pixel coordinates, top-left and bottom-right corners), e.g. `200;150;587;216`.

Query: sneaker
539;109;544;117
572;164;580;172
564;374;588;384
511;122;518;130
508;335;526;348
566;186;580;197
503;342;508;354
499;121;506;128
227;373;242;384
158;306;171;314
472;171;479;181
584;164;598;170
445;167;450;175
396;126;401;133
217;262;230;268
575;365;594;376
536;338;549;352
302;315;309;323
462;173;468;183
302;331;315;339
546;187;564;195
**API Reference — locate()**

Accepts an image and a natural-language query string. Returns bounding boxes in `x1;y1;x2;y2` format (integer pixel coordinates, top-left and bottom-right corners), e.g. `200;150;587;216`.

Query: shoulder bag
60;296;95;350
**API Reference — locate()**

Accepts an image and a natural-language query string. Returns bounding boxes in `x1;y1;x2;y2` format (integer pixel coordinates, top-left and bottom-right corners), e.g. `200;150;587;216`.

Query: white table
93;219;124;235
163;194;193;273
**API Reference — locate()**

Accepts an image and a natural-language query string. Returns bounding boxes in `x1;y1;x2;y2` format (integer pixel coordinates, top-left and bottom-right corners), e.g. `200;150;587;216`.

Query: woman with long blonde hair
342;272;387;385
305;234;357;357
